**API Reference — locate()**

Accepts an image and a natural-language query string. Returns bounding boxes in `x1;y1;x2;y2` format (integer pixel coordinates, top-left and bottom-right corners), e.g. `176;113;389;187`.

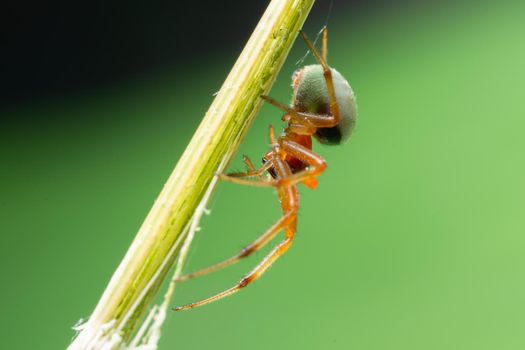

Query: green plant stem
68;0;316;348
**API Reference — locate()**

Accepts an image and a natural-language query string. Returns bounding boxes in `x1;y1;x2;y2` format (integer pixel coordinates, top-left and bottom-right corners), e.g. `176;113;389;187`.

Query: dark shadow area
2;0;421;106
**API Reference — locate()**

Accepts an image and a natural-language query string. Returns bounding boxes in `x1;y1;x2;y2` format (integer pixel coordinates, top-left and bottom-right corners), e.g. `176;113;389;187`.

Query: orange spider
175;27;357;311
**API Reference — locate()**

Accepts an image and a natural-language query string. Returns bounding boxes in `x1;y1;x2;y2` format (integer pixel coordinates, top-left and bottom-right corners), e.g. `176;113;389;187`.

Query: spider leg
322;26;328;62
219;175;276;187
222;137;326;188
299;30;341;124
261;95;338;128
274;139;327;187
174;156;298;311
285;123;316;136
220;125;278;187
174;236;295;311
174;210;295;282
242;155;263;180
268;124;276;144
225;158;272;179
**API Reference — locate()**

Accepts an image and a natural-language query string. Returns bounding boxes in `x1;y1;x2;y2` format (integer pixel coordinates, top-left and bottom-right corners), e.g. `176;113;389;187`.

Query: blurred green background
2;0;525;349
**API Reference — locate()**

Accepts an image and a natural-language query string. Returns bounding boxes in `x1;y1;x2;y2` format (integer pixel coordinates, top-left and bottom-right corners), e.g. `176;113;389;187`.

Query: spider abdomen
292;64;357;145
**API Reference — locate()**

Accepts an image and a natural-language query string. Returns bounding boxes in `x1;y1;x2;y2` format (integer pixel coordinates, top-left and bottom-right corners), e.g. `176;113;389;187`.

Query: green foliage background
1;1;525;349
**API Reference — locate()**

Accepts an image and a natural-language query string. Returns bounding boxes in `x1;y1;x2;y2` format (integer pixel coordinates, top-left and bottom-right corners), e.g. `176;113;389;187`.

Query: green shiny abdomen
292;64;357;145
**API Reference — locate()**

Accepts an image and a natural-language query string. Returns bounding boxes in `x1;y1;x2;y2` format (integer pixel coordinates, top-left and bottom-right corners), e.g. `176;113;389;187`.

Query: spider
174;27;357;311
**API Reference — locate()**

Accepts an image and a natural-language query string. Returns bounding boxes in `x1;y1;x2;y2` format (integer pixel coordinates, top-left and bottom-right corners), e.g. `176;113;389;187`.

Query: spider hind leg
174;156;298;311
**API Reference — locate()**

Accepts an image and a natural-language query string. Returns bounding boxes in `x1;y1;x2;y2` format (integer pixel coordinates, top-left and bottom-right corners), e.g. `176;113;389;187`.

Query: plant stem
68;0;316;348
